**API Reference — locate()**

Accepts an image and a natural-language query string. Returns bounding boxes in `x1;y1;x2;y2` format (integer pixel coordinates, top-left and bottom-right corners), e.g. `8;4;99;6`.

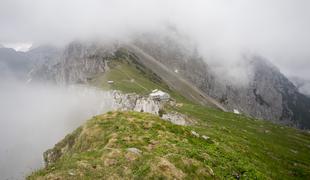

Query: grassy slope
90;55;189;102
179;104;310;179
29;56;310;179
28;111;216;179
28;110;310;179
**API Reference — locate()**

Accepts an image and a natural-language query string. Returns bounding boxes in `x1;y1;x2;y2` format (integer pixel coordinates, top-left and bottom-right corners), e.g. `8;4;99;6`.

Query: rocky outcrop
111;91;192;125
112;91;163;115
161;112;189;126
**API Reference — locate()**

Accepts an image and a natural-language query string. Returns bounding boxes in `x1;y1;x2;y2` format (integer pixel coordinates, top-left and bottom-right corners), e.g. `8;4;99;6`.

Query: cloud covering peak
1;0;310;87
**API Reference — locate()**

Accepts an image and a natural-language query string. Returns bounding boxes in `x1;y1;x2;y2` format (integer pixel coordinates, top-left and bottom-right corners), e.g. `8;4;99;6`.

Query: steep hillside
28;110;310;179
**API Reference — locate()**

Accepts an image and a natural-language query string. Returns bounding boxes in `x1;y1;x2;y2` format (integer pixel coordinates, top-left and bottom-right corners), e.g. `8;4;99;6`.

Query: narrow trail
115;67;149;91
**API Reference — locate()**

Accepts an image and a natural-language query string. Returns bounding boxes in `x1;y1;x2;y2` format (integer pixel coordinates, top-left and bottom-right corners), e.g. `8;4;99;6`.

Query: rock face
31;41;117;84
132;32;310;128
111;91;191;125
134;97;161;115
112;91;163;115
162;112;188;126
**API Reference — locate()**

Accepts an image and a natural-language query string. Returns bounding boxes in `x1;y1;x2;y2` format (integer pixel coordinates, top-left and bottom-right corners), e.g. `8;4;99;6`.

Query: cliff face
31;42;118;84
111;91;163;115
131;33;310;128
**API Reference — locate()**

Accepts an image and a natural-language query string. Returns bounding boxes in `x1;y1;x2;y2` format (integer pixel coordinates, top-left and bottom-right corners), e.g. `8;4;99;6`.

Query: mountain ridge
27;109;310;179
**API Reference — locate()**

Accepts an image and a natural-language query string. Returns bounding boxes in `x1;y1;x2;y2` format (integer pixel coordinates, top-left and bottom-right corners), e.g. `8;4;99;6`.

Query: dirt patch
182;158;214;176
152;157;185;179
143;121;153;129
127;117;136;122
101;149;122;166
77;160;91;169
146;140;159;151
104;133;118;148
125;151;139;162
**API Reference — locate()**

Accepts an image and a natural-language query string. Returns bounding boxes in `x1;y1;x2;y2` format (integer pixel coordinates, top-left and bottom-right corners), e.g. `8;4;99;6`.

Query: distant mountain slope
29;36;310;128
290;76;310;97
125;44;226;111
0;47;30;78
26;45;61;66
31;41;225;110
131;32;310;129
0;45;60;80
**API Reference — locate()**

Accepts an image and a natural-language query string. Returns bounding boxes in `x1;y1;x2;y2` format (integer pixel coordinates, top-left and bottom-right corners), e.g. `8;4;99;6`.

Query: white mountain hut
233;109;241;114
149;89;170;101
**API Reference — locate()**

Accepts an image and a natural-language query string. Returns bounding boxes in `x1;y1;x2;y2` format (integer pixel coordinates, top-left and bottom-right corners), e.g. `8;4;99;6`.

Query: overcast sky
0;0;309;81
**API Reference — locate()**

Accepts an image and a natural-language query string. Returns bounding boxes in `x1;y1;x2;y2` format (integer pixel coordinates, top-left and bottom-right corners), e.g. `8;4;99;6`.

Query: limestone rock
127;148;142;155
191;131;200;137
111;91;163;115
162;112;188;126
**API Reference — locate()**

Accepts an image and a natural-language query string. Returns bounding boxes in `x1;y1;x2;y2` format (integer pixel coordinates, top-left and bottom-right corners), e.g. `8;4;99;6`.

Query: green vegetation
92;63;165;95
28;111;216;179
28;110;310;179
178;104;310;179
28;54;310;179
90;49;190;102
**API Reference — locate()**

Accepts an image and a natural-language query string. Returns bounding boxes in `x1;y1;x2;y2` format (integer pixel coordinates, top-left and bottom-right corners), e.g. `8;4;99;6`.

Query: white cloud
0;0;309;82
2;42;32;52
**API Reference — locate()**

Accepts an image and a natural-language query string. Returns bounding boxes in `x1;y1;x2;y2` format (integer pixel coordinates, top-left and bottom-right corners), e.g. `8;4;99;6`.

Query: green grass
28;111;310;179
90;58;190;103
92;63;164;94
178;104;310;179
27;111;215;179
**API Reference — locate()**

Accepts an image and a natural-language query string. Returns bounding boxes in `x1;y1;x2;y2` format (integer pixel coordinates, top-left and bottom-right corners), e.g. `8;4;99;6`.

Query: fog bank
1;0;309;89
0;81;113;179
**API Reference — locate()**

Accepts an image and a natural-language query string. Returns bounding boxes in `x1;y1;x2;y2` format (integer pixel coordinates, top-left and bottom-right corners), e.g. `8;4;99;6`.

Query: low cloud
1;0;309;86
0;80;113;179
